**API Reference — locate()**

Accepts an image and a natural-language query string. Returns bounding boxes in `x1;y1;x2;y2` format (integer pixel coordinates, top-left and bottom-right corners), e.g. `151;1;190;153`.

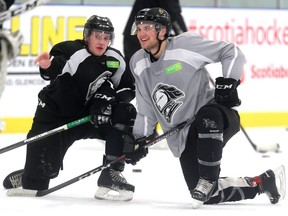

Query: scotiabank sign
189;19;288;46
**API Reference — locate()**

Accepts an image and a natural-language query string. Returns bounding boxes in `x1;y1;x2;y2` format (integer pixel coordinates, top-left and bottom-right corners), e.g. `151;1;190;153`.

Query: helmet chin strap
144;33;166;62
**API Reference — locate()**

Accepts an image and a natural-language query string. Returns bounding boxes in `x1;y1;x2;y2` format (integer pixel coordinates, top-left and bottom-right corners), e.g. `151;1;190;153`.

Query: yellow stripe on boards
240;112;288;127
0;117;33;133
1;112;288;134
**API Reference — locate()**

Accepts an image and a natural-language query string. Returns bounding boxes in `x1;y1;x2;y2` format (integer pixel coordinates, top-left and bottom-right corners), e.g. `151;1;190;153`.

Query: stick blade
256;143;280;153
6;188;37;197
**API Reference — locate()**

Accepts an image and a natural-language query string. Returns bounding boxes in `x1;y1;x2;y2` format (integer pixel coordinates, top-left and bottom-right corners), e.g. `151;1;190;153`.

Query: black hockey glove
123;134;148;165
90;81;118;127
214;77;241;107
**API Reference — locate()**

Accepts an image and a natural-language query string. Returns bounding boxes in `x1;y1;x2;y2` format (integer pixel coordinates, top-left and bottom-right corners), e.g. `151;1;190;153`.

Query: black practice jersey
38;39;135;117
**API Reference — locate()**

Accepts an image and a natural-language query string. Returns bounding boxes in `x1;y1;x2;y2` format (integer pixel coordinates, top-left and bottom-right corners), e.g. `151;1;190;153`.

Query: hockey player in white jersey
0;0;23;131
123;7;286;209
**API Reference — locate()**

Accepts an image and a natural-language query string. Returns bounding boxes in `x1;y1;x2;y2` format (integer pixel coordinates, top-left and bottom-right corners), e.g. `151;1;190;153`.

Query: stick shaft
239;124;257;150
144;118;194;148
0;116;91;154
0;0;50;23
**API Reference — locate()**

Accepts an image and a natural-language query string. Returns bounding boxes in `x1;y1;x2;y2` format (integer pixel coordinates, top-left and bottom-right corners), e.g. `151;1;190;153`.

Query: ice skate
190;178;217;209
94;167;134;201
246;165;286;204
3;169;23;189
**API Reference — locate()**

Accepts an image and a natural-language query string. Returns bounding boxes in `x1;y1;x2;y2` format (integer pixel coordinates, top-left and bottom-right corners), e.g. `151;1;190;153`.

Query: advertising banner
1;5;287;132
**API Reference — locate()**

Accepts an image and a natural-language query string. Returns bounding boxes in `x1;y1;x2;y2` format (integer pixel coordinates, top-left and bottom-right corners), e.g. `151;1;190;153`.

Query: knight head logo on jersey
152;83;184;124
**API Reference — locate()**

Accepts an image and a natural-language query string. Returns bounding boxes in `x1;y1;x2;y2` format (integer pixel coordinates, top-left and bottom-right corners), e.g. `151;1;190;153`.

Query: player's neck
152;40;167;60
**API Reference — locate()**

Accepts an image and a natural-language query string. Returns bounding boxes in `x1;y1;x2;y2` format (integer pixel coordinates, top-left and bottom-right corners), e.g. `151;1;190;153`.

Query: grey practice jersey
130;31;245;157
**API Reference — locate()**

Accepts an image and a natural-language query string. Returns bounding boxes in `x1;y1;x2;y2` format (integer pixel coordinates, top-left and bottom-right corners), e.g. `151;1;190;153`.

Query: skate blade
94;187;133;201
273;165;286;201
191;198;204;209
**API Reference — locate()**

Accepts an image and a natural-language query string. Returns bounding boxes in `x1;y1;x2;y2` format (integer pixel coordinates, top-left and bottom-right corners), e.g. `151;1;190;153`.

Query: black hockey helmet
131;7;172;37
83;15;115;41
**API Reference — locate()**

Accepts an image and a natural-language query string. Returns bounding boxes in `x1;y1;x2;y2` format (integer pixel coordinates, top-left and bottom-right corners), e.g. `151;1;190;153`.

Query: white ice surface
0;127;287;215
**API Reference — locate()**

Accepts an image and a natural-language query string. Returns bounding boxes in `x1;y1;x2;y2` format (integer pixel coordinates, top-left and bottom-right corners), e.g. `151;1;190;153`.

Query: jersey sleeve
39;41;71;80
180;32;246;80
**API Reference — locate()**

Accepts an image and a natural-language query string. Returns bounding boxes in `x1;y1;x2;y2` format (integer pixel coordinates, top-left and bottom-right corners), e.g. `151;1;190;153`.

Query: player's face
87;31;112;56
136;24;160;52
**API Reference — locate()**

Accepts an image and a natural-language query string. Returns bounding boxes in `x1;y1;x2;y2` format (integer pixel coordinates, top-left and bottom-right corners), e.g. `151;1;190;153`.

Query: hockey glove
123;134;148;165
214;77;241;107
90;81;117;127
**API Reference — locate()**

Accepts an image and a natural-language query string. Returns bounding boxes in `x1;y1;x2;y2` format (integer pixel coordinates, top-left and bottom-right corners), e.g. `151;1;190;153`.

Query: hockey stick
0;0;50;23
208;75;280;153
6;118;194;197
0;115;91;154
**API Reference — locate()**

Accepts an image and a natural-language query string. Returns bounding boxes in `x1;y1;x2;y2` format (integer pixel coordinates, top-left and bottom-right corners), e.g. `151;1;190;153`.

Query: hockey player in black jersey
3;15;136;201
123;8;286;208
